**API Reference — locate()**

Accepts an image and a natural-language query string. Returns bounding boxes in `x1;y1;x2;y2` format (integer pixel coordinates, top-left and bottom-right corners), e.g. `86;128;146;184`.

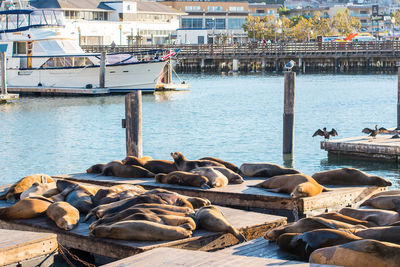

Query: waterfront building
29;0;185;45
160;1;248;44
248;3;280;18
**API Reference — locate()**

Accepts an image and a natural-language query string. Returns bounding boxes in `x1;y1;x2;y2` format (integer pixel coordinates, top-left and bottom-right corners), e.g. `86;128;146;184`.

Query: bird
361;125;391;138
284;60;295;71
312;127;338;140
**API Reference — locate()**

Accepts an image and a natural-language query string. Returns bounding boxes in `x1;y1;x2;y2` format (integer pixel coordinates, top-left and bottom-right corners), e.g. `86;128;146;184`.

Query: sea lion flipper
392;199;400;213
322;186;331;192
228;226;247;243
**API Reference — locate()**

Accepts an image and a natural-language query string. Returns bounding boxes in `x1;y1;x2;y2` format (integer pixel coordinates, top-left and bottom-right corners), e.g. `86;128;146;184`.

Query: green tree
311;11;333;36
332;9;361;35
292;17;313;42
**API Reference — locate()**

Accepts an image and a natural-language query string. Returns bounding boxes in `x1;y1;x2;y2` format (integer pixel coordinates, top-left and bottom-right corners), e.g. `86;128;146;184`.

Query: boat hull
7;61;166;92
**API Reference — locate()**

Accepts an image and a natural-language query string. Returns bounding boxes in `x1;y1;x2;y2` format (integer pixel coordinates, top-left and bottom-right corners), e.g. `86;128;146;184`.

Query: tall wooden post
100;51;106;88
125;91;142;157
397;64;400;129
0;52;6;95
283;71;296;154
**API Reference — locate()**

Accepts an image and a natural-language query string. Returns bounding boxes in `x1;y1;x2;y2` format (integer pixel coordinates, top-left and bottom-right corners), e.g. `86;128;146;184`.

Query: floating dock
321;134;400;161
0;229;57;267
54;173;386;221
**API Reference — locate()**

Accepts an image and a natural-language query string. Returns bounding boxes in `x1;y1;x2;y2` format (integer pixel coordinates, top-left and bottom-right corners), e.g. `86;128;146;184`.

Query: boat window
13;42;26;54
39;40;64;54
59;40;82;53
41;57;94;68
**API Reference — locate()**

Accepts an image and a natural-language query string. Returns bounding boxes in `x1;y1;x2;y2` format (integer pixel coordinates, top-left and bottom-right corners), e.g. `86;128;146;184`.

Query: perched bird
284;60;295;71
312;127;338;140
361;125;391;138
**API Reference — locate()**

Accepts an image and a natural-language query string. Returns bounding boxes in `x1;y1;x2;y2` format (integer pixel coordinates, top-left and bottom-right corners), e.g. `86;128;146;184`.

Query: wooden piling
397;64;400;129
0;52;6;95
100;51;106;88
125;91;142;157
283;71;295;154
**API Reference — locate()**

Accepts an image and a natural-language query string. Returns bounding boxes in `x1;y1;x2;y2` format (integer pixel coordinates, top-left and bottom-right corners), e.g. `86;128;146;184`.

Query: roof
136;2;185;14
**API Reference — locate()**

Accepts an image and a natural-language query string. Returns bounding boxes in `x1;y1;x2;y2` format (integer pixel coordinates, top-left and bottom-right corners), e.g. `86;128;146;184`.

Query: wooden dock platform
53;173;386;221
321;134;400;161
102;246;331;267
0;195;285;260
0;229;57;267
0;93;18;103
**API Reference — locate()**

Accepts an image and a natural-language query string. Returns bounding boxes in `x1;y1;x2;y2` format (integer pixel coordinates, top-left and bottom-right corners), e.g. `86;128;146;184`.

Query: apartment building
248;3;280;18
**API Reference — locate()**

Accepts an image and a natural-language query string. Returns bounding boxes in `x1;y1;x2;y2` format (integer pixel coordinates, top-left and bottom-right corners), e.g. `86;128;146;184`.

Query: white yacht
0;8;168;92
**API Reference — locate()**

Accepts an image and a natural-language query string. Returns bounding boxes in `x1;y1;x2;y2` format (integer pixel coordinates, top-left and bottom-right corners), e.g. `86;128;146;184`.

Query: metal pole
0;52;7;95
100;51;106;88
283;71;296;154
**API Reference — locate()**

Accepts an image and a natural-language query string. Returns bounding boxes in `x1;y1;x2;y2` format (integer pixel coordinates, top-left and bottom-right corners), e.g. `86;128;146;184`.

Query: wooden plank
0;201;285;259
0;229;57;266
102;247;332;267
53;173;386;219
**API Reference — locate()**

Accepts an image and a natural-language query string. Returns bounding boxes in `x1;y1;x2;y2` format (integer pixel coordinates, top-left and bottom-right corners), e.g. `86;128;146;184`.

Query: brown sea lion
86;163;106;174
208;167;244;184
255;174;327;198
312;167;392;186
121;155;153;166
155;171;210;189
0;196;53;220
46;201;79;230
191;168;229;188
371;189;400;198
0;174;54;202
101;162;155;178
361;195;400;211
315;212;371;227
239;163;300;178
265;217;367;241
20;182;57;200
339;207;400;226
353;226;400;244
309;239;400;267
193;205;247;243
171;152;223;172
92;184;146;206
90;220;192;241
277;229;361;260
199;157;241;173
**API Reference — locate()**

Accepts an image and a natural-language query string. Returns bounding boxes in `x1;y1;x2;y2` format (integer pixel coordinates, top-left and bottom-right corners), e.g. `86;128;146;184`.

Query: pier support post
100;51;106;88
261;58;266;71
124;91;143;157
201;58;205;71
275;59;279;72
334;58;338;73
0;52;6;95
232;59;239;72
283;71;296;154
397;64;400;129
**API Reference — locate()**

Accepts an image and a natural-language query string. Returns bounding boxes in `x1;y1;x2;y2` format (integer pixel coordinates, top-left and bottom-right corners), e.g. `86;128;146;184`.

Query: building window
127;5;130;10
360;10;368;14
185;6;201;12
208;6;223;12
205;18;225;29
228;18;245;30
229;6;244;12
181;18;203;29
256;9;264;14
267;10;274;15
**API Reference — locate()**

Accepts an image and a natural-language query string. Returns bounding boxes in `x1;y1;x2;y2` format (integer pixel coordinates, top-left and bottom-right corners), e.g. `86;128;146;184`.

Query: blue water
1;73;399;187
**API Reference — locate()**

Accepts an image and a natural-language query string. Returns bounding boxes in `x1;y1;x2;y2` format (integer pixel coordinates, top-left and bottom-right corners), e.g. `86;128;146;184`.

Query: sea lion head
86;164;105;174
265;225;287;241
229;174;245;184
291;184;310;198
186;196;211;209
170;152;184;161
155;173;168;183
276;233;299;252
370;176;392;187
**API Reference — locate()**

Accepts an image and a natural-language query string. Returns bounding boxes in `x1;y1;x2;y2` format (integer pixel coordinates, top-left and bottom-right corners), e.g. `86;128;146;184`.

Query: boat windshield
0;10;64;33
40;57;94;68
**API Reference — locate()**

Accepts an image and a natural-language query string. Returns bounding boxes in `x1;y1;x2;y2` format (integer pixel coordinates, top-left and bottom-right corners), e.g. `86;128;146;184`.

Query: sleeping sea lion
122;155;153;165
155;171;210;189
315;212;371;227
171;152;223;172
0;196;53;220
277;229;361;260
90;220;192;241
20;182;57;200
353;226;400;244
255;174;327;198
56;180;100;213
92;184;145;206
309;239;400;266
193;205;247;243
86;163;106;174
199;157;241;174
191;168;229;188
265;217;367;241
46;201;79;230
312;167;392;186
371;189;400;198
339;207;400;226
101;162;155;178
239;163;300;178
0;174;54;202
196;167;244;184
361;195;400;211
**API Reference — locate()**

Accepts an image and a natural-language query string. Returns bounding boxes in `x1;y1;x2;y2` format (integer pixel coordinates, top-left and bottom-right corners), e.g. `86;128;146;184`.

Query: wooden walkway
0;229;57;266
321;134;400;161
102;246;332;267
54;173;386;220
0;197;285;259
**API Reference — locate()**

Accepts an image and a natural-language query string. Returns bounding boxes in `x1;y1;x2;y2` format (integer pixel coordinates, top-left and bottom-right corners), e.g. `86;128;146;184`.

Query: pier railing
82;41;400;58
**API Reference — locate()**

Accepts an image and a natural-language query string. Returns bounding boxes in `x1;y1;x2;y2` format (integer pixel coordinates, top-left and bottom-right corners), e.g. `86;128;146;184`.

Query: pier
83;41;400;73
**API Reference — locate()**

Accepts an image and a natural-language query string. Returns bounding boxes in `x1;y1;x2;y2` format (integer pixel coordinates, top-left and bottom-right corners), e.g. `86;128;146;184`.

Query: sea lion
90;220;192;241
155;171;210;189
361;195;400;211
353;226;400;244
20;182;57;200
101;162;155;178
185;196;211;209
46;201;79;230
315;212;371;227
0;174;54;202
191;168;229;188
199;157;241;173
339;207;400;226
193;205;247;243
0;196;53;220
92;184;146;206
196;167;244;184
171;152;223;172
371;189;400;198
239;163;300;178
309;239;400;266
255;174;327;198
86;163;106;174
265;217;367;241
121;155;153;166
312;167;392;186
277;229;361;260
